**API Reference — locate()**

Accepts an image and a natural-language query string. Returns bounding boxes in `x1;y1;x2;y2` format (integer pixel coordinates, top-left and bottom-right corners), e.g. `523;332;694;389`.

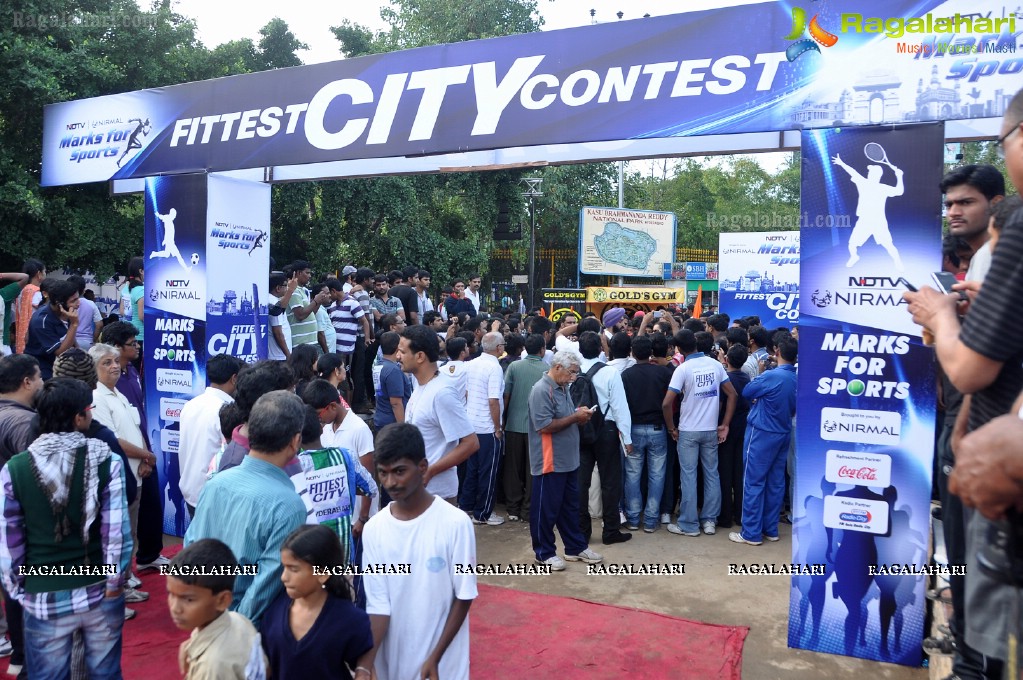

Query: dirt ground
469;512;928;680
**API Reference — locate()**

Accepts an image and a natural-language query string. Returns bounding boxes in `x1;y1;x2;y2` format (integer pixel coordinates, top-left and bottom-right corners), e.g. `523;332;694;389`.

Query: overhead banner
718;232;800;324
578;207;676;278
144;174;271;537
790;123;942;666
42;1;1019;186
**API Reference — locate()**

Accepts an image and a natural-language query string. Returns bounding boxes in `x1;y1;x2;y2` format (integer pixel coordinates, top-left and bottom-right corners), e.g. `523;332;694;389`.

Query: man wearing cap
602;308;628;342
341;265;358;294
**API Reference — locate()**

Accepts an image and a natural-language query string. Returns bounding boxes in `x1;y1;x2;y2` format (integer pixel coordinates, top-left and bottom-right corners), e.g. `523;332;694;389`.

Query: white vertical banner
205;174;271;365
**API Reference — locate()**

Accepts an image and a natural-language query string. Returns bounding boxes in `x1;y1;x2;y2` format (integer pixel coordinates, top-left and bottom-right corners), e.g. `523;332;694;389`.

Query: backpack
569;362;608;445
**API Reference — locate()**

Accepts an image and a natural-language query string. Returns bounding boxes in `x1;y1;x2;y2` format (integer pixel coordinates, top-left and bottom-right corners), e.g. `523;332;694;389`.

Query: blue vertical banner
144;173;271;537
205;175;270;366
789;123;942;665
144;174;208;538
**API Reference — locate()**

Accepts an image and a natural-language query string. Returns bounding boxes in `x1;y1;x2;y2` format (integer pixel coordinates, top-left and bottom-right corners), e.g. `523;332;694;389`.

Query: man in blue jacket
730;334;798;546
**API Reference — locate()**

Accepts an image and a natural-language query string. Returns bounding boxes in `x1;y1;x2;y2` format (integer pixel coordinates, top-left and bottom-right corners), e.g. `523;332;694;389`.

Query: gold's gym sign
586;287;684;303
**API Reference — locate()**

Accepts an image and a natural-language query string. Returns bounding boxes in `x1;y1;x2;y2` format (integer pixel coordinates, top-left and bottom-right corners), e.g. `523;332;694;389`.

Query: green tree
0;2;309;278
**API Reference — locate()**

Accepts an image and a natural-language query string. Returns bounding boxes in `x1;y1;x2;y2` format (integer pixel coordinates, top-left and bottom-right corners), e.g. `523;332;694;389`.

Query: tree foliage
0;1;309;278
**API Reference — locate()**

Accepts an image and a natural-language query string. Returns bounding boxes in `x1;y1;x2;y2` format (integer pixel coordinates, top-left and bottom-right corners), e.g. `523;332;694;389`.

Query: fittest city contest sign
41;1;1021;186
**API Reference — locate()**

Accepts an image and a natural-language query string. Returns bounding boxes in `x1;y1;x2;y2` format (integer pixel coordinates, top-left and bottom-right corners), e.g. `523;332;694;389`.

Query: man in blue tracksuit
729;334;798;546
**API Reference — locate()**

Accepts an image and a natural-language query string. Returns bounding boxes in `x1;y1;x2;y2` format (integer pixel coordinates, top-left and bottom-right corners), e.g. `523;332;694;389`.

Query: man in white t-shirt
268;273;297;361
178;354;243;518
363;422;477;680
460;332;506;525
302;379;375;471
398;326;478;501
464;274;483;314
662;330;736;537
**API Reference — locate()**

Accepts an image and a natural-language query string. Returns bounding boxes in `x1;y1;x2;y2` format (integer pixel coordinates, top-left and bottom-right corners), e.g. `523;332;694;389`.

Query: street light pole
522;177;543;309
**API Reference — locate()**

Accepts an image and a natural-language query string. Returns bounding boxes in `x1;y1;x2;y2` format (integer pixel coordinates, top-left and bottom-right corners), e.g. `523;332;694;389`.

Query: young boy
166;539;268;680
361;423;477;680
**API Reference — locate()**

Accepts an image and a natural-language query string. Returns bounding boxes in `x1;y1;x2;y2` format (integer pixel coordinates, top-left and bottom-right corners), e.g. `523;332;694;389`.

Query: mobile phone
930;271;959;295
902;279;918;292
653;310;662;318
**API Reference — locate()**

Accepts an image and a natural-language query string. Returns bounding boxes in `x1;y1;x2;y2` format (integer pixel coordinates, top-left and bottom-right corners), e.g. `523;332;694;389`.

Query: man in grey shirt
527;351;603;571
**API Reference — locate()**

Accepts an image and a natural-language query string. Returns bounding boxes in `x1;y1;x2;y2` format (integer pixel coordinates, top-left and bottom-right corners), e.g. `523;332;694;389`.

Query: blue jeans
677;430;720;533
624;424;668;529
24;593;125;680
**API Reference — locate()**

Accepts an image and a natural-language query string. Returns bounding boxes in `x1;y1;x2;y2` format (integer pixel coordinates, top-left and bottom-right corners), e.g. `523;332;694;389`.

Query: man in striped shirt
327;280;370;361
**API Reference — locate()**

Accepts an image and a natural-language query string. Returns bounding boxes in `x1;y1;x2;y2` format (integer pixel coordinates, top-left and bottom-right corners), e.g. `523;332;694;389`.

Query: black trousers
717;425;744;526
578;420;623;540
349;335;368;405
136;470;164;564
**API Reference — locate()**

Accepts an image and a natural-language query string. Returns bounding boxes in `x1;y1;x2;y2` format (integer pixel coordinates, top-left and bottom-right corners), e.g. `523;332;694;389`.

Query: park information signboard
578;207;676;278
41;2;1019;186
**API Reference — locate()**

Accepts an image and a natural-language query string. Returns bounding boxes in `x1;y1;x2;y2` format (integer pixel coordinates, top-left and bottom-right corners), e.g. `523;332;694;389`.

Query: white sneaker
127;573;142;589
0;637;12;657
702;522;716;535
6;664;22;676
485;514;506;526
124;587;149;603
136;554;171;571
666;523;700;537
619;511;627;525
728;531;762;546
660;513;671;524
564;548;603;564
536;555;567;571
764;534;780;542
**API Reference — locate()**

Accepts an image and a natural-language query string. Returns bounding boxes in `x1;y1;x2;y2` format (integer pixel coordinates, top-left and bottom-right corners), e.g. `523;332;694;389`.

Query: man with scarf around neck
0;377;132;679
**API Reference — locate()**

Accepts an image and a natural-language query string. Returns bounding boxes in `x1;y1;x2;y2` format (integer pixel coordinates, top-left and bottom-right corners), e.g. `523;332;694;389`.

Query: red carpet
470;583;748;679
1;552;747;679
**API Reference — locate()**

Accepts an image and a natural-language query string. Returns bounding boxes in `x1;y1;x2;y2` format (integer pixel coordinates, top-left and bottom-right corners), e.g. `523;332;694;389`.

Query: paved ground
469;513;928;680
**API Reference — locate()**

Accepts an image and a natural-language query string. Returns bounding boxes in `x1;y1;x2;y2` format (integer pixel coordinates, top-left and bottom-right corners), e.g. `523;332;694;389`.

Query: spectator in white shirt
459;332;506;525
178;354;244;518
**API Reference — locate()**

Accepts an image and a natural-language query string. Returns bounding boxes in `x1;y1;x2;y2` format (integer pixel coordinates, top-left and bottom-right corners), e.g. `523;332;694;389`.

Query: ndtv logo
847;276;914;288
165;280;191;288
66;122;86;131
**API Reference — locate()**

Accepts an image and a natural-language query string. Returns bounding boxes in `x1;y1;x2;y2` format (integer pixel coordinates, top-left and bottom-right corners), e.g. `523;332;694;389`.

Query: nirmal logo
783;6;839;62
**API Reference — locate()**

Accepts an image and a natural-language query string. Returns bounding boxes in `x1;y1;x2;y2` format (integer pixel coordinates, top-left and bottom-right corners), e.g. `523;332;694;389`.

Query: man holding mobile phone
24;279;80;379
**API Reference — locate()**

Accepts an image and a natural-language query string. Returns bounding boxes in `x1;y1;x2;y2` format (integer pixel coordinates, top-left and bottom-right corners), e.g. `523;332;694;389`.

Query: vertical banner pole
789;123;943;665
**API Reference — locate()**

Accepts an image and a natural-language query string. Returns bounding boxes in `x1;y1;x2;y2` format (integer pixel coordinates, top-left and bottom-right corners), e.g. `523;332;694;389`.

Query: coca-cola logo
838;466;877;481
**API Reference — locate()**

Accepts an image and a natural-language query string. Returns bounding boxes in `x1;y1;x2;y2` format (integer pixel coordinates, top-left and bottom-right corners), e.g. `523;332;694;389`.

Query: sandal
926;586;952;604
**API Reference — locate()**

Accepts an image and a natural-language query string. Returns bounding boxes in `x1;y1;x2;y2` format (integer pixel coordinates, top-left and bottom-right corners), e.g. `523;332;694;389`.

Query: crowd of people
0;89;1018;680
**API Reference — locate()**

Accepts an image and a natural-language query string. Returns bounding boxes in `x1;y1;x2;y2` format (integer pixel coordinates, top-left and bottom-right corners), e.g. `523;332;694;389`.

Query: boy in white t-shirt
662;330;737;537
363;422;477;680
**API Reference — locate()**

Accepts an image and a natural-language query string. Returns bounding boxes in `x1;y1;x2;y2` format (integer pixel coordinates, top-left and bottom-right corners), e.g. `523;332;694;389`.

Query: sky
166;0;762;65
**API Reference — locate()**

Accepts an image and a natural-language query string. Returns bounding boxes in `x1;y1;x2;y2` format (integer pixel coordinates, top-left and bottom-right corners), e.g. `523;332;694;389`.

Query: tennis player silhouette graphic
832;143;905;270
149;208;192;272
